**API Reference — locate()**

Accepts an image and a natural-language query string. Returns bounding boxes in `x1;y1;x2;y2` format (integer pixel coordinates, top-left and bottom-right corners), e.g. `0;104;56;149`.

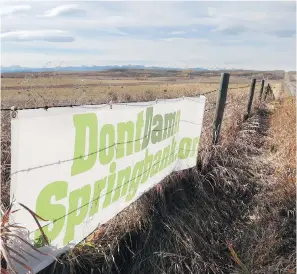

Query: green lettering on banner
126;160;144;201
141;107;153;150
151;114;163;144
174;110;181;134
135;111;144;153
159;144;170;171
32;106;197;245
71;113;98;176
102;162;117;209
89;177;107;217
141;149;153;184
64;184;91;245
149;150;162;177
168;137;177;164
112;166;131;202
178;137;192;159
35;181;68;244
99;124;115;165
190;137;200;157
163;112;176;140
116;121;134;159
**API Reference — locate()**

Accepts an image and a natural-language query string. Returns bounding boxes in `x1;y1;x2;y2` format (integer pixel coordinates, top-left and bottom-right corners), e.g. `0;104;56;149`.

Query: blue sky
1;1;296;70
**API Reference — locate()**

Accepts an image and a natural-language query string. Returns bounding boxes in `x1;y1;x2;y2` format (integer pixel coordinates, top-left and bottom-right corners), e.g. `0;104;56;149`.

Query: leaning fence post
212;72;230;145
264;84;274;101
264;85;268;101
245;78;256;120
259;79;265;100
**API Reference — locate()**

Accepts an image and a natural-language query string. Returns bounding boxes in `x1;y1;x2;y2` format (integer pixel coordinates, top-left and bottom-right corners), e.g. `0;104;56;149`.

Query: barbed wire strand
1;83;257;111
7;80;258;231
6;83;252;176
29;144;199;233
11;119;203;176
1;95;205;111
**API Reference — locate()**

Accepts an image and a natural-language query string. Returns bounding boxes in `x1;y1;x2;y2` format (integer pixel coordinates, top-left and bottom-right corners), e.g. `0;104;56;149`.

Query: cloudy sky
1;1;296;70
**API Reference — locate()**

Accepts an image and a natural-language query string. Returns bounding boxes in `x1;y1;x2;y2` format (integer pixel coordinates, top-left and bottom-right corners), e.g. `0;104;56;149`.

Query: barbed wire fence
1;71;272;207
0;83;257;112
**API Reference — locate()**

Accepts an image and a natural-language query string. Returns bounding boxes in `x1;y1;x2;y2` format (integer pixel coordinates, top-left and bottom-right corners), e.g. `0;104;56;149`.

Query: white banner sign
10;96;206;273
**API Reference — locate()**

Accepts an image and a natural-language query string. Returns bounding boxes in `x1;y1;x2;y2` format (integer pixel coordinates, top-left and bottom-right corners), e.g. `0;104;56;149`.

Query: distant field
1;70;281;109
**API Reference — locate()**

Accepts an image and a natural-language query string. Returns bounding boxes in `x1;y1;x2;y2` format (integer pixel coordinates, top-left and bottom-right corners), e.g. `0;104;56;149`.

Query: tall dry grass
229;97;296;273
37;99;296;274
1;72;294;273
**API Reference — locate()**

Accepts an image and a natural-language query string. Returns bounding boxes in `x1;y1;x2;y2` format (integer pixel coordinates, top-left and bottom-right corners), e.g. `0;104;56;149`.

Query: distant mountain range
0;65;214;73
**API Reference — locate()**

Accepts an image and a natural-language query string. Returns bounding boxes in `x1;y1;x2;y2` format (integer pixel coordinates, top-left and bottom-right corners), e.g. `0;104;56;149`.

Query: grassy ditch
37;100;296;274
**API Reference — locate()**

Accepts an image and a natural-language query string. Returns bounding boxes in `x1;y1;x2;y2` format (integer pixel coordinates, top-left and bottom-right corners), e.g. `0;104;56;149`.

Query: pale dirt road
272;83;283;100
284;71;296;96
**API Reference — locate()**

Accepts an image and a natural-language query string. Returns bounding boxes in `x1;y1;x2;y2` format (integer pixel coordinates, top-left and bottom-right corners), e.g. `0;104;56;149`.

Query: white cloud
2;35;295;71
40;4;83;18
101;28;128;36
0;30;75;42
1;2;294;35
169;31;186;35
0;5;31;16
161;38;186;42
203;4;295;37
0;2;295;70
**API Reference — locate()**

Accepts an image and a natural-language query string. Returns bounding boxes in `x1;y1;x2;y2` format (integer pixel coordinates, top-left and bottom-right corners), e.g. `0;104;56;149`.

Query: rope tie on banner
155;98;158;104
109;100;113;109
11;106;18;118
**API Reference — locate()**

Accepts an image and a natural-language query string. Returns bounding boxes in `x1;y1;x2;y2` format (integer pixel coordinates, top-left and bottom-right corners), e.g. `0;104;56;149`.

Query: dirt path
272;82;283;100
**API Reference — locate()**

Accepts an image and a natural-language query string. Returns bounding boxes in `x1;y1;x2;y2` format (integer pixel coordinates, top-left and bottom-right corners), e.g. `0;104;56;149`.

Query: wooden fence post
264;86;268;101
264;84;274;101
259;79;265;100
245;78;256;119
212;72;230;145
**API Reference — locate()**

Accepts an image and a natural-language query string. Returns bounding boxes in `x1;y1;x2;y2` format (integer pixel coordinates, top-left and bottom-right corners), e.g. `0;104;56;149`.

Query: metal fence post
245;78;256;119
259;79;265;100
212;73;230;145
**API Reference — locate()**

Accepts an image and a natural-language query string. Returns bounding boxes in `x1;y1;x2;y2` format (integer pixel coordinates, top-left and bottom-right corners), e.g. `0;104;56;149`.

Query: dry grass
1;202;50;274
1;81;245;110
1;72;277;109
228;97;296;273
268;97;296;183
1;111;11;207
37;100;295;274
1;72;294;274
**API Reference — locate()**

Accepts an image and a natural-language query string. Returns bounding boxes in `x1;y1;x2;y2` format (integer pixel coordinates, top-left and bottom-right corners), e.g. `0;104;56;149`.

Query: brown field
1;69;281;109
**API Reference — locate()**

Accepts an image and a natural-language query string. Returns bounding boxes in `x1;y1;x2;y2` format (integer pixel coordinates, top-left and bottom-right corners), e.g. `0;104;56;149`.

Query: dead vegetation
1;70;276;110
36;97;295;274
0;73;295;273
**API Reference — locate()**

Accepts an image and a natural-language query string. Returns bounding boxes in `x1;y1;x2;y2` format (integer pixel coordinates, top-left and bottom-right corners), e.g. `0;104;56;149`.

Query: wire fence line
1;97;187;111
28;143;201;233
2;95;201;111
10;118;203;176
0;84;255;112
3;75;264;180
